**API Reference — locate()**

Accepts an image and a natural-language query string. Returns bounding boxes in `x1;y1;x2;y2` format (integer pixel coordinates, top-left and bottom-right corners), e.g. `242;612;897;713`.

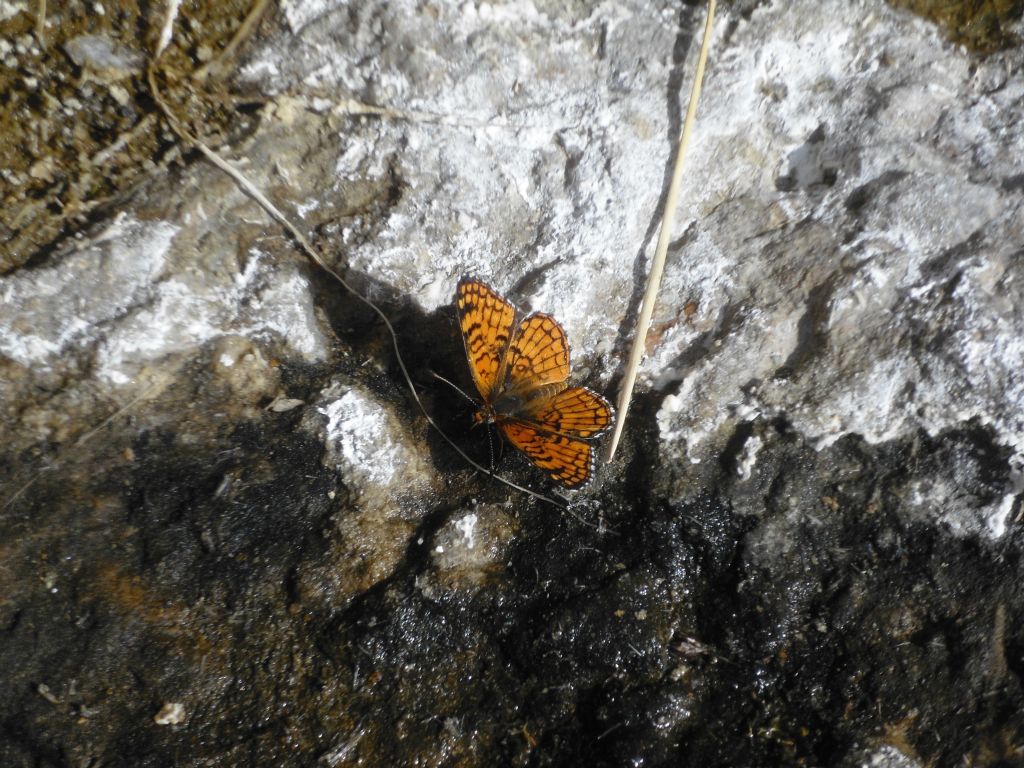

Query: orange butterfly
456;277;614;488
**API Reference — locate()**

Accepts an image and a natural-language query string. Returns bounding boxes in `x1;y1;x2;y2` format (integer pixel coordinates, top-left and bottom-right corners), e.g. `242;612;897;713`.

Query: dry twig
35;0;46;44
144;1;573;512
606;0;717;461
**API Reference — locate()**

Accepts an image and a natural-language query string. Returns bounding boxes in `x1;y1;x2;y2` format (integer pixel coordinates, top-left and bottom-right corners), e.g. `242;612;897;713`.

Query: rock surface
2;1;1023;766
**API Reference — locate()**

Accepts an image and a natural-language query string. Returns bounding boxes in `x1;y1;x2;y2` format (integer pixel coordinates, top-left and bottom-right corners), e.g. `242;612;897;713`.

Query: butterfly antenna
495;427;505;463
487;424;497;474
429;370;478;406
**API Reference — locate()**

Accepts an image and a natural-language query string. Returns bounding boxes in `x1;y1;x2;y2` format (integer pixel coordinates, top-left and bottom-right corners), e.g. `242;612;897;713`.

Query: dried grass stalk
605;0;717;462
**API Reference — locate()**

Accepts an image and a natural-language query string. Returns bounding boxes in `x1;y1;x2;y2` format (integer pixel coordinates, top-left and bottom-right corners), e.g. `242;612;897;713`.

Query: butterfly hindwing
522;386;613;438
457;277;517;402
497;420;595;489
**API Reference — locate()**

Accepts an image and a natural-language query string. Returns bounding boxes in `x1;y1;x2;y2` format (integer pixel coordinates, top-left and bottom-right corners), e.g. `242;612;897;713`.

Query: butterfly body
456;277;613;488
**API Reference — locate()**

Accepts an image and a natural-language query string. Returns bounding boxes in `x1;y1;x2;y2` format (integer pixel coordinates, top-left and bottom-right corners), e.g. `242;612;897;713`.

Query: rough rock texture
2;1;1024;766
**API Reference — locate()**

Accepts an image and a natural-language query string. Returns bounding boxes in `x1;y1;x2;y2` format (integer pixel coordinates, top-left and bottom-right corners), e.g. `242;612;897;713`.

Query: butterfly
456;277;614;488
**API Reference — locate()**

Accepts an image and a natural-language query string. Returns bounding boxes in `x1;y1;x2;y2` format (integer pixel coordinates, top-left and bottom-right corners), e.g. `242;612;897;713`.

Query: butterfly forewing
502;313;570;396
521;386;613;438
457;278;517;402
497;420;595;488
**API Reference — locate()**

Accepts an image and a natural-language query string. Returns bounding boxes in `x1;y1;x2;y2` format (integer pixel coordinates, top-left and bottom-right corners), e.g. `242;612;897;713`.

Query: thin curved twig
2;373;172;512
35;0;46;44
144;10;571;511
192;0;272;82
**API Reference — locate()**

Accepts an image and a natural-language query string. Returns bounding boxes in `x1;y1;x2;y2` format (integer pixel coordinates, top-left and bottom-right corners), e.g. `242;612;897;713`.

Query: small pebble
108;83;130;106
154;702;186;725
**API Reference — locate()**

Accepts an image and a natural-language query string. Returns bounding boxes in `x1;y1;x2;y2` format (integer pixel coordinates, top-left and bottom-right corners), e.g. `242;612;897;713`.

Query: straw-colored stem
155;0;182;57
605;0;716;462
192;0;271;82
35;0;46;43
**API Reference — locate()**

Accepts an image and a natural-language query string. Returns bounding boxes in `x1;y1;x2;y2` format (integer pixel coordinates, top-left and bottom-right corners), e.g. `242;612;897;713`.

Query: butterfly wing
521;386;614;438
501;313;570;397
497;419;595;488
457;277;517;402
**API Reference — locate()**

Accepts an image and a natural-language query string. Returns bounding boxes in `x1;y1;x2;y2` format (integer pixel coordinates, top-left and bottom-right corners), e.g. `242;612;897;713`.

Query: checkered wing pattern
457;277;517;402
